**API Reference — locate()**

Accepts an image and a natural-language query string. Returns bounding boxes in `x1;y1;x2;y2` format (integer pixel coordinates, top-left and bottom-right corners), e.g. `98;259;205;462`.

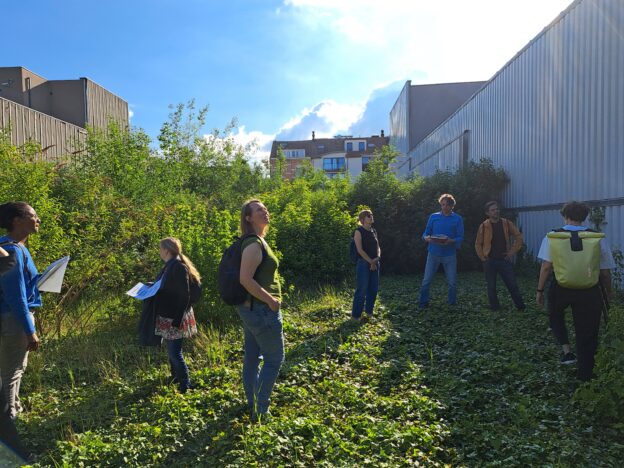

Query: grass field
13;272;624;467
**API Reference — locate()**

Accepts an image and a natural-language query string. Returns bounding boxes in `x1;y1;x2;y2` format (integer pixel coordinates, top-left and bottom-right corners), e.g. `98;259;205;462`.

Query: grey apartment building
0;66;128;160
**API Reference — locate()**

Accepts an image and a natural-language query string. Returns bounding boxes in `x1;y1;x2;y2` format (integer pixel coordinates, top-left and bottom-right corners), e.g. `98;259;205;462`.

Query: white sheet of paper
126;279;163;300
37;256;70;293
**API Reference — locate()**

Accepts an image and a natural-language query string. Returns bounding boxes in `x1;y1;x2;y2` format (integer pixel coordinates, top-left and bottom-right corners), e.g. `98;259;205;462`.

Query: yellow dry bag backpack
547;229;604;289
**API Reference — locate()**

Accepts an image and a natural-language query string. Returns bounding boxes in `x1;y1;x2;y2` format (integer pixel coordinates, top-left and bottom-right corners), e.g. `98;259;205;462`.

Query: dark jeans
483;258;525;310
351;259;380;318
548;283;602;381
166;338;190;391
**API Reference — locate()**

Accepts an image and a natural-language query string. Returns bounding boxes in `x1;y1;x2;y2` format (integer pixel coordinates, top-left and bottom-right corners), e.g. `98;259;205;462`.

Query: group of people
350;194;615;384
0;194;616;458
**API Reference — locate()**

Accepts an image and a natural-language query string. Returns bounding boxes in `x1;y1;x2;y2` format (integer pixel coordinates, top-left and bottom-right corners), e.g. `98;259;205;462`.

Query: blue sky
3;0;574;162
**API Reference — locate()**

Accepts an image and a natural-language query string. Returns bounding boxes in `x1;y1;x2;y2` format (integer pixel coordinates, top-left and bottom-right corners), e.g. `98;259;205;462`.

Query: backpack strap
240;233;267;262
239;234;268;311
551;227;592;252
0;241;30;282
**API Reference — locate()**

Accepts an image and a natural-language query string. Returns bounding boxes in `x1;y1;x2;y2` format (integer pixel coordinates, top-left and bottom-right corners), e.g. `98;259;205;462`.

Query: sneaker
560;352;577;365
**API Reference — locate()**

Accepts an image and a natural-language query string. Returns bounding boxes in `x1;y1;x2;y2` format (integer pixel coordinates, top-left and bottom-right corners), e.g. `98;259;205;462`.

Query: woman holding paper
0;201;41;419
153;237;199;393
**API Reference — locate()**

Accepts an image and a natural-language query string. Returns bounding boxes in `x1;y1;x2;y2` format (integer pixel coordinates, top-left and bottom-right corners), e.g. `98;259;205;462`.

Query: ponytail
180;253;201;284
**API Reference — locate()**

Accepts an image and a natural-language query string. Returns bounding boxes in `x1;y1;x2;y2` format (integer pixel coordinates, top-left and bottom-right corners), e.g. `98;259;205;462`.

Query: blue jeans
166;338;190;391
351;259;380;318
419;253;457;307
237;303;285;416
483;258;525;310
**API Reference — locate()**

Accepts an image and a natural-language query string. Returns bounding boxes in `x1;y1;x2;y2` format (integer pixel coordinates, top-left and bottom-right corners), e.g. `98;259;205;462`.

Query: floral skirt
155;308;197;340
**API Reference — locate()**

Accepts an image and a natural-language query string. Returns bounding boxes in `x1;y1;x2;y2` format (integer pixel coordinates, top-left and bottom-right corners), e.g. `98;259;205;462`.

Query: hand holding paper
126;279;163;300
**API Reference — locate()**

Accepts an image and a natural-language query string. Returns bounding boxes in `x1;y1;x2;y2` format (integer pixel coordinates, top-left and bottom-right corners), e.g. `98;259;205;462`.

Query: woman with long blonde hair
237;199;284;422
153;237;200;393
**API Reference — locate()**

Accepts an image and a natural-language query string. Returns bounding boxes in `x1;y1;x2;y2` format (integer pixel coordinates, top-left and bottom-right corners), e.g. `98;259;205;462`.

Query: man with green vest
536;201;614;381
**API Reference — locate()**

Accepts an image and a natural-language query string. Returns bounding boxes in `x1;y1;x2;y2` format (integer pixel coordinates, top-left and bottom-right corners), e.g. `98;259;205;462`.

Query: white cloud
128;108;134;120
229;125;275;166
241;0;574;164
235;79;405;165
284;0;574;82
276;100;364;140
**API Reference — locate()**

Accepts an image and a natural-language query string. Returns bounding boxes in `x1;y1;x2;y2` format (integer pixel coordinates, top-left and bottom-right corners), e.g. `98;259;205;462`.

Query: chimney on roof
381;130;384;137
312;131;315;140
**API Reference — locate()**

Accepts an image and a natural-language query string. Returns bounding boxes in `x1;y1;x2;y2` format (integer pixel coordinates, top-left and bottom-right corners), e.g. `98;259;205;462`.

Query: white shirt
537;225;615;269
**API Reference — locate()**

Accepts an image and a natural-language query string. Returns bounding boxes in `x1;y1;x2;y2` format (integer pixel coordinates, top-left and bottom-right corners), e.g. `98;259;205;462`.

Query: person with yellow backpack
536;201;614;381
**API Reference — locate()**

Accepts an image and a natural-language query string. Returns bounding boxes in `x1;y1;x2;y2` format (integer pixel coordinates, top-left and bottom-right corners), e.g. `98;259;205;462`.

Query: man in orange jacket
475;201;526;311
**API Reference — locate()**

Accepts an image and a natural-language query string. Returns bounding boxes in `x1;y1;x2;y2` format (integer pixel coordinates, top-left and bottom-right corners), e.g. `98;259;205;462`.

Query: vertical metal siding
1;96;86;161
389;82;411;177
85;80;129;131
401;0;622;273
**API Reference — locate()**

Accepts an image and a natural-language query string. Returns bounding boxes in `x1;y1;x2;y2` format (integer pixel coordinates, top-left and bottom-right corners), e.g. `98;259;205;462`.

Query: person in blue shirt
419;194;464;310
0;246;31;461
0;202;42;420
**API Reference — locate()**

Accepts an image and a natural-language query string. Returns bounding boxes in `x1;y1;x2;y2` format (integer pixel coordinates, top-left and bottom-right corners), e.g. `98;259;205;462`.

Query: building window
323;157;345;172
362;156;371;171
284;149;305;158
358;141;365;151
346;142;353;152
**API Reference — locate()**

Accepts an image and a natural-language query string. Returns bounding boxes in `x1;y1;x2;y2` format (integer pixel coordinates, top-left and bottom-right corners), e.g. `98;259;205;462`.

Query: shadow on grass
374;272;617;465
157;309;363;465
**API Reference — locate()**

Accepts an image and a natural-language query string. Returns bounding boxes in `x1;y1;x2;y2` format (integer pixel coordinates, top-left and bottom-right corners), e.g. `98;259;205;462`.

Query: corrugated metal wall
0;96;86;161
85;79;129;131
405;0;623;261
389;82;410;177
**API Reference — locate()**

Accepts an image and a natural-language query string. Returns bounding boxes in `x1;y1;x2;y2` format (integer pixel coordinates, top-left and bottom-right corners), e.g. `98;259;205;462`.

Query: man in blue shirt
419;194;464;309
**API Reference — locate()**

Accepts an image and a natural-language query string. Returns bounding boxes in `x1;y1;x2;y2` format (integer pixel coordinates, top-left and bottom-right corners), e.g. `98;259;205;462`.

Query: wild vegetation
0;104;622;466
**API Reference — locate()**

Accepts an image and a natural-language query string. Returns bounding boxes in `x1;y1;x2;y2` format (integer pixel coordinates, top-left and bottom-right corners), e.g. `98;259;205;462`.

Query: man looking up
419;194;464;310
475;201;526;311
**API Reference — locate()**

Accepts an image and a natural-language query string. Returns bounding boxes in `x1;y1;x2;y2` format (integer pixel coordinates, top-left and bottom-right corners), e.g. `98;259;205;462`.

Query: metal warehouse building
391;0;623;260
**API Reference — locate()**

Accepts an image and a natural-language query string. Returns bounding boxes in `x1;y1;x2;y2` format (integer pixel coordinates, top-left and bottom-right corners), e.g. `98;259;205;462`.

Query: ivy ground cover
18;273;624;466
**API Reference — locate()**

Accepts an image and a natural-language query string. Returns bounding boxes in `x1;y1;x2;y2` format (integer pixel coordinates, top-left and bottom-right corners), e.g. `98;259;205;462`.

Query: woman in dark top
238;199;284;422
351;209;381;321
153;237;200;393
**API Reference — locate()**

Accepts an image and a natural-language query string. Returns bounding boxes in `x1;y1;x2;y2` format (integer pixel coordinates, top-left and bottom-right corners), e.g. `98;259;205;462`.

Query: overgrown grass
16;273;624;466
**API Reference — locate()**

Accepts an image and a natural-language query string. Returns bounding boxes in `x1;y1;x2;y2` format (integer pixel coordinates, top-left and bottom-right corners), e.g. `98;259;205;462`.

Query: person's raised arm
240;241;280;312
